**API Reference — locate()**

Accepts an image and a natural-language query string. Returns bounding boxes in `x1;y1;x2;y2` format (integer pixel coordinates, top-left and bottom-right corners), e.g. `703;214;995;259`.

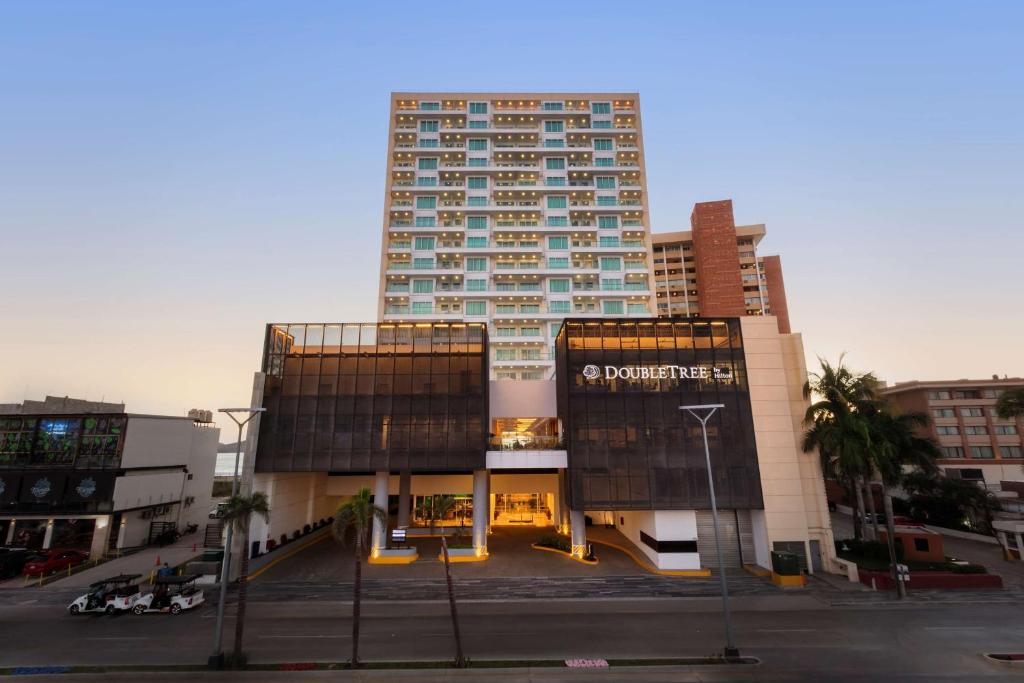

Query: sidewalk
42;533;206;590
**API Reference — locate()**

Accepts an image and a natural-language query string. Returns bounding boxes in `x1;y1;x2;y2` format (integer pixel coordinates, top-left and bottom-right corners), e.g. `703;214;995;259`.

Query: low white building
0;396;218;559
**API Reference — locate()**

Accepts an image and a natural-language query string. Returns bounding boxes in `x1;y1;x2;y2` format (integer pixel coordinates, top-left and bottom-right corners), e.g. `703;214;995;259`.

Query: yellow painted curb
248;533;328;581
744;564;771;577
369;552;420;565
531;543;599;565
587;538;710;577
771;571;806;587
437;552;489;563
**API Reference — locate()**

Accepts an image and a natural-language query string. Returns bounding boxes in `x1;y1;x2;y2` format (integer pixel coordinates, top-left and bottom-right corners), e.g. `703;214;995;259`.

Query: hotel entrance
493;493;553;527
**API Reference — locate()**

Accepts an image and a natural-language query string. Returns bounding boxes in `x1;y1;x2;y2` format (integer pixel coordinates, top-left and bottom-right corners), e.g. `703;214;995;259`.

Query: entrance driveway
254;526;642;583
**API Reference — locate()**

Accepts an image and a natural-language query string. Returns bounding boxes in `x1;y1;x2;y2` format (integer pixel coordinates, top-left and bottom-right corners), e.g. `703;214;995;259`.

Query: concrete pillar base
570;509;587;559
370;471;389;556
472;469;489;556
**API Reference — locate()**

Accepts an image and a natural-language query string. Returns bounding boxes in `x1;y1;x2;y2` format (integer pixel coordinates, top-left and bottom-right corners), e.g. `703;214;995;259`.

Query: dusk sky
2;2;1021;436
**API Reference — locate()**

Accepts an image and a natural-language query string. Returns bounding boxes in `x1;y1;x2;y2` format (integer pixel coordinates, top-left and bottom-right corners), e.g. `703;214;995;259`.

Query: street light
679;403;739;659
209;407;265;668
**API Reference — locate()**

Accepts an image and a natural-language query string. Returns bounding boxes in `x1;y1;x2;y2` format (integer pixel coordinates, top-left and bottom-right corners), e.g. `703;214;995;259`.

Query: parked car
0;548;32;579
209;503;228;519
133;575;204;614
22;549;89;577
68;574;142;615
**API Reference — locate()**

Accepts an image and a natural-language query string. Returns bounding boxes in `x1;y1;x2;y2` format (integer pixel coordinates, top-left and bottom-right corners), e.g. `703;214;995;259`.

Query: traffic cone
154;555;161;566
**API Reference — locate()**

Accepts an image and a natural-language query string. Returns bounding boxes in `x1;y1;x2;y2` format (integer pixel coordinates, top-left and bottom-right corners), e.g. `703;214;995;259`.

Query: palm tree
802;356;879;539
221;491;270;666
423;495;466;666
333;488;386;669
995;387;1024;420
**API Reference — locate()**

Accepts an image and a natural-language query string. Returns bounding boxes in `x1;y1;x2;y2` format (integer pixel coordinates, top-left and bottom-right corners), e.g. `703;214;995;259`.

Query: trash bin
771;551;800;576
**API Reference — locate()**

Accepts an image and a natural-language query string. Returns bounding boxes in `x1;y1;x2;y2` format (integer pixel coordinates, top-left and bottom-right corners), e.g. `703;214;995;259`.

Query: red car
22;549;89;576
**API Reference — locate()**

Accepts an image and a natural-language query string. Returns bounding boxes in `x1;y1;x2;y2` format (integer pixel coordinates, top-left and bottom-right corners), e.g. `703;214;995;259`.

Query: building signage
582;364;733;382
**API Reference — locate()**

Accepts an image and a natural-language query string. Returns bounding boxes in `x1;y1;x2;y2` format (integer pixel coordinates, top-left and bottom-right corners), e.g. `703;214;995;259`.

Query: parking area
253;526;644;583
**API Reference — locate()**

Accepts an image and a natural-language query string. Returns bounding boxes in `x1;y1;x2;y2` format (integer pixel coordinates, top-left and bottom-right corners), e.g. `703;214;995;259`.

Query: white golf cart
68;574;142;615
133;574;204;614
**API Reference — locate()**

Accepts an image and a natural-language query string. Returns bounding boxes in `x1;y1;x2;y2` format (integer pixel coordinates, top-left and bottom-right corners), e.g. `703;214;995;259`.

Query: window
544;139;565;148
600;257;622;271
547;236;568;249
627;303;648;314
547;257;569;268
468;120;488;129
416;176;438;186
546;158;565;170
592;120;612;129
414;236;435;250
411;301;432;314
544;121;564;133
467;196;487;206
415;196;436;209
467;236;488;248
467;157;488;166
592;102;611;114
936;426;960;435
418;139;439;148
467;177;487;189
469;102;488;114
941;446;964;458
543;102;563;111
549;278;570;292
602;300;624;314
550;322;562;336
914;538;930;553
597;196;617;206
520;327;541;336
947;468;984;480
960;407;984;417
594;138;613;150
419;102;440;111
995;425;1018;435
953;390;981;399
465;301;486;315
601;278;622;290
547;196;567;209
467;216;488;229
598;216;619;229
466;257;487;271
933;409;956;418
413;257;434;269
970;446;995;459
521;371;543;380
418;158;438;170
467;139;488;151
414;216;436;227
548;300;570;313
520;304;539;313
964;426;988;435
495;327;516;337
419;121;439;132
596;176;616;189
545;176;566;186
1000;446;1023;458
495;348;516;361
595;157;614;166
599;236;620;247
495;304;515;314
927;390;952;400
466;278;487;291
546;216;568;226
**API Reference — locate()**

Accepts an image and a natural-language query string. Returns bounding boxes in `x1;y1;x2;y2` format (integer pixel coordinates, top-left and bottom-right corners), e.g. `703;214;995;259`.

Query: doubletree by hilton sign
582;364;734;382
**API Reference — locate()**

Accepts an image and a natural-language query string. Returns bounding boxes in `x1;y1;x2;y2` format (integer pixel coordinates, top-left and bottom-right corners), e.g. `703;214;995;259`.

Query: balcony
487;435;563;451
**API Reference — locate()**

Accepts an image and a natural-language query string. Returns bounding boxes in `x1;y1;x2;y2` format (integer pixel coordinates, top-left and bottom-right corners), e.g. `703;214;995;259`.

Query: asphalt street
1;597;1023;681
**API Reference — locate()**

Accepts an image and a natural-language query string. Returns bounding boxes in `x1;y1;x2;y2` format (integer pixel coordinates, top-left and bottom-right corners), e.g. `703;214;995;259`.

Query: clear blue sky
1;1;1021;432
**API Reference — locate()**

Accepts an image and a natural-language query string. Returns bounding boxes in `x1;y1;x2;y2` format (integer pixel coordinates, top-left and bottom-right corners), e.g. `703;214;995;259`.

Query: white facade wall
614;509;701;570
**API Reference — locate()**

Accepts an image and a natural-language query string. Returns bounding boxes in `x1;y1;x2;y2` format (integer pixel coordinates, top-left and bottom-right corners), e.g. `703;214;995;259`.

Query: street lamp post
209;407;265;669
680;403;739;659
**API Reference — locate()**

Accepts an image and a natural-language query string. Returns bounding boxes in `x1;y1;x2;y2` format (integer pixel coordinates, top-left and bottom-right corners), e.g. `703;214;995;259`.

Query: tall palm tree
802;356;879;539
995;387;1024;420
221;491;270;666
333;488;386;669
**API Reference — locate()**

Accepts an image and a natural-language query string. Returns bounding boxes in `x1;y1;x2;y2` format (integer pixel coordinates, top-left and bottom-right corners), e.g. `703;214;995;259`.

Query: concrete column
90;517;112;558
397;470;411;528
1016;533;1024;560
557;469;570;534
371;471;389;556
472;469;489;556
4;521;15;545
42;519;55;550
570;509;587;558
116;519;127;549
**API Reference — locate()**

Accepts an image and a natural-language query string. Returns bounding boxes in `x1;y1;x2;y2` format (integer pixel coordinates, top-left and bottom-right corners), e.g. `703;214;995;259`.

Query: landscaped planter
858;568;1003;590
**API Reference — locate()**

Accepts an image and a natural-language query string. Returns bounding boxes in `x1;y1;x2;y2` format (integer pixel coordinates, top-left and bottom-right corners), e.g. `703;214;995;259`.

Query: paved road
1;598;1022;681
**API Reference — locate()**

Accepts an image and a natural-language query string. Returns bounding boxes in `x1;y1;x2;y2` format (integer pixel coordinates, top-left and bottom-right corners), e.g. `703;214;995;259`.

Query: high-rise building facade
652;200;791;333
378;93;656;380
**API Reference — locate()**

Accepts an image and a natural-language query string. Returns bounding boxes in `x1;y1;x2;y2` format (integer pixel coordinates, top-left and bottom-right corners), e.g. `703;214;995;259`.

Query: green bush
835;538;902;563
946;562;987;574
535;535;571;553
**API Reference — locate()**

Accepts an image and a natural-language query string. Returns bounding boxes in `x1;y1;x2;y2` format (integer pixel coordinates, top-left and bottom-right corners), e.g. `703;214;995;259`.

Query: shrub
292;530;301;541
267;539;277;551
303;524;312;535
947;563;987;574
835;538;902;563
279;533;288;546
536;535;572;553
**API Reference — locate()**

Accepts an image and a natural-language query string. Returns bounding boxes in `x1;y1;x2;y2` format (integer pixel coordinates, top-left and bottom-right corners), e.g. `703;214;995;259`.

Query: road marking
756;628;814;633
923;626;986;631
257;634;349;639
85;637;151;641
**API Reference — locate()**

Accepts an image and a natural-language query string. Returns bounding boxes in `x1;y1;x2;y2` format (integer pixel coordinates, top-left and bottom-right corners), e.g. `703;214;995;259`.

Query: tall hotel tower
377;93;655;379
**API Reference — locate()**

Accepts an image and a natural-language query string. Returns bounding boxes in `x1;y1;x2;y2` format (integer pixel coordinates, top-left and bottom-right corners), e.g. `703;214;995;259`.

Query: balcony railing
488;436;565;451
